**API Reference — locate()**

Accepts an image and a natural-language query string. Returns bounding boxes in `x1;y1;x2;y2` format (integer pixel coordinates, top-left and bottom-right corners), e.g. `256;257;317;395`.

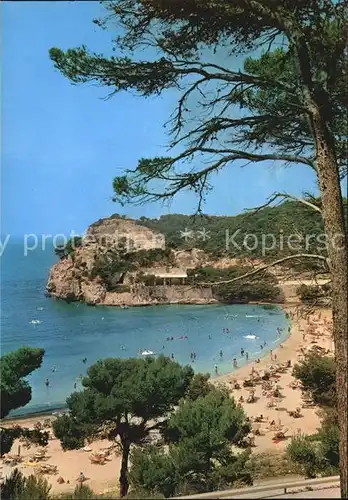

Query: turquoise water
1;241;289;416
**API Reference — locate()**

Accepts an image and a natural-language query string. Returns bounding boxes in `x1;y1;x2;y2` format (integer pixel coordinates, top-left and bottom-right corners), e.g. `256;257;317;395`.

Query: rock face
87;216;165;251
46;216;214;306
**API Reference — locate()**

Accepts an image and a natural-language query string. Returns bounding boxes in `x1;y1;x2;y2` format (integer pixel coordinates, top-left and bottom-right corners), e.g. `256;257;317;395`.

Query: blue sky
1;1;319;237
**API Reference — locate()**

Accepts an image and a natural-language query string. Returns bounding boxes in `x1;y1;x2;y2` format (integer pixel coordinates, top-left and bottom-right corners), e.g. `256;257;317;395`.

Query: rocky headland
46;214;328;307
47;216;217;306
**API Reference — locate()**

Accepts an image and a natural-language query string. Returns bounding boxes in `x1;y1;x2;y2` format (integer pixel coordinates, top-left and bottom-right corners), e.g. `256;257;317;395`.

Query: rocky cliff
46;216;215;306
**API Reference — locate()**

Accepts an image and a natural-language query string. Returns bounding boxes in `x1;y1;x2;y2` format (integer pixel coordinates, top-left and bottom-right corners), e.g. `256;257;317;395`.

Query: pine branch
199;254;329;287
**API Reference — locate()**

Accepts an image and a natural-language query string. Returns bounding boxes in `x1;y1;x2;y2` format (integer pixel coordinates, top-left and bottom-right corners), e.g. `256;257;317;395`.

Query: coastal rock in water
80;278;106;305
46;214;282;306
46;256;82;301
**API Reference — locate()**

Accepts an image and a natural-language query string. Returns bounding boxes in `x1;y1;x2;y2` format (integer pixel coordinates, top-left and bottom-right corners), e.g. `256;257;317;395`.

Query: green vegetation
287;352;338;477
287;434;326;479
52;356;194;497
187;266;282;303
0;470;99;500
1;346;45;418
292;352;336;408
130;388;252;497
0;469;52;500
55;236;83;260
91;247;175;291
0;347;48;455
138;201;336;263
185;373;212;402
49;3;348;494
297;283;331;303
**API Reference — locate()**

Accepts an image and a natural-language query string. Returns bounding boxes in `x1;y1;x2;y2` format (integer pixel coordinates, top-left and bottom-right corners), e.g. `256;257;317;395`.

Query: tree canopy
0;346;45;419
53;355;194;497
49;1;348;495
0;347;48;455
130;388;252;497
292;351;336;408
50;0;347;208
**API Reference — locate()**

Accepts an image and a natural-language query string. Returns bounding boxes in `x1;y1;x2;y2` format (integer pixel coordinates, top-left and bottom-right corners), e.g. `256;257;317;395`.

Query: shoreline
48;295;284;308
214;304;295;383
3;303;287;421
1;305;334;495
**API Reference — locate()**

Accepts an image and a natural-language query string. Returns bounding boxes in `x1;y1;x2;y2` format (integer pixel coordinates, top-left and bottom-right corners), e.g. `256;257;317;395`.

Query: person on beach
246;351;249;361
274;353;277;361
270;349;273;360
78;472;86;483
233;358;238;368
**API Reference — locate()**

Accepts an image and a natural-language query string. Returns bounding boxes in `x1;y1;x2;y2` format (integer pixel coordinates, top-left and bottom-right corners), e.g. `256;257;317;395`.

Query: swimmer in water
171;353;175;360
45;378;50;387
208;334;212;340
220;350;223;358
246;351;249;361
74;382;77;389
214;364;218;375
241;348;245;356
82;357;87;364
260;344;264;350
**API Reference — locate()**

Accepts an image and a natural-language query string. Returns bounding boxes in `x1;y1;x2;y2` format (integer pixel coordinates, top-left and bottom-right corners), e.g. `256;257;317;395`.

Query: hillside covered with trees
134;199;347;264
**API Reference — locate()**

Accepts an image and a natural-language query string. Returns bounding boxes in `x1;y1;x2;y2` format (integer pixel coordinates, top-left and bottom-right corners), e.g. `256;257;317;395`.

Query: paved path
268;487;340;498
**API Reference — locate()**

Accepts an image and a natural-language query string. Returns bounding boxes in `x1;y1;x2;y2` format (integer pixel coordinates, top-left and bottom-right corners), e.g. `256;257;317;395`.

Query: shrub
287;434;324;478
70;484;96;499
292;353;336;408
296;284;329;303
0;469;51;500
185;373;212;401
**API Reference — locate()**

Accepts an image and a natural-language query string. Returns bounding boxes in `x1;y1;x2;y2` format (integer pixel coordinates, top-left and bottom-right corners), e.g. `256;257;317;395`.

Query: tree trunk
119;439;130;497
312;111;348;498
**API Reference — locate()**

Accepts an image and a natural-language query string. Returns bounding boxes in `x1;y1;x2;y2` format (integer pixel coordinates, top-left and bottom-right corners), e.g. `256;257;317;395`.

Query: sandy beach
0;306;334;495
214;305;334;452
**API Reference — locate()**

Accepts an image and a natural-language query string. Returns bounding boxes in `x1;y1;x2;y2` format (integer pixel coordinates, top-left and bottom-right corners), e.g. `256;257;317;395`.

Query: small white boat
141;350;154;356
30;319;41;324
243;334;258;340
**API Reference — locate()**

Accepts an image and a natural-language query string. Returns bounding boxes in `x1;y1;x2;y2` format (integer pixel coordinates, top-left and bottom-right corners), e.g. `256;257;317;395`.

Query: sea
0;239;290;417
